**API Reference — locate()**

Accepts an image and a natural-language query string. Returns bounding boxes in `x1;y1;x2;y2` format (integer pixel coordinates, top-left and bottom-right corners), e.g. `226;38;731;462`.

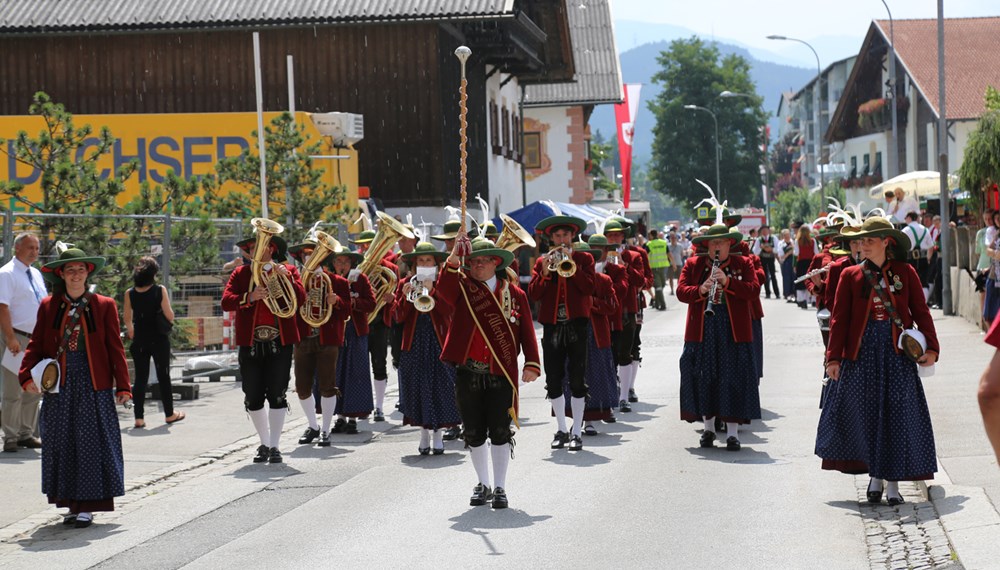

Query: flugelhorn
546;246;577;278
250;217;298;319
359;211;415;325
405;275;435;313
299;230;343;327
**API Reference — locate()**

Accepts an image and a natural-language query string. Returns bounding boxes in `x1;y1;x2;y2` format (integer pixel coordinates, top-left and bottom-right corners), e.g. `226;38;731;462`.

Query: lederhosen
240;297;294;411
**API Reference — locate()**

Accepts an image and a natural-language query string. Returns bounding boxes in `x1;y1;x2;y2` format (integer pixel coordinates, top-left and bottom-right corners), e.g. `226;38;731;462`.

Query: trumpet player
352;229;399;423
677;224;761;452
330;250;377;435
288;240;352;448
529;214;595;452
603;218;646;412
222;234;306;464
390;242;461;455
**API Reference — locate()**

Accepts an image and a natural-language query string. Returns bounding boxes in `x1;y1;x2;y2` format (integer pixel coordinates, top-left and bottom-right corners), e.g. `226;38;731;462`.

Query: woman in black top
123;257;184;428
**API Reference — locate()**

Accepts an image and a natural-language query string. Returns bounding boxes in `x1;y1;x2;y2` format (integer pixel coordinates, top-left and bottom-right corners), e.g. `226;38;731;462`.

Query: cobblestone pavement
855;477;962;570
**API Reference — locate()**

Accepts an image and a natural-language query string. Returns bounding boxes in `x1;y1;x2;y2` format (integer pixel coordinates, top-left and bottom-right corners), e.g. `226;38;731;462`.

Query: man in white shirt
0;233;44;452
752;225;781;298
888;188;919;225
900;212;934;300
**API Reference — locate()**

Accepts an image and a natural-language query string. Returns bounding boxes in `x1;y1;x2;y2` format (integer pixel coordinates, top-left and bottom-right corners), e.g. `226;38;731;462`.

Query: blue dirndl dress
563;322;617;421
398;314;461;429
335;324;373;418
815;319;936;480
984;277;1000;321
679;304;761;424
40;345;125;513
752;318;763;379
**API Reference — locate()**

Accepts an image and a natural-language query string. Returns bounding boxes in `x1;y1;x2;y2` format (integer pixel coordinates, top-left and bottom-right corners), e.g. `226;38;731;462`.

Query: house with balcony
826;17;1000;206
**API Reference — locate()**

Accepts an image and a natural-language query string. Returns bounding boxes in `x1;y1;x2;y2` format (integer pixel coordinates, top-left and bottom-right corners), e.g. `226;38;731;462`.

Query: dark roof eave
523;97;623;108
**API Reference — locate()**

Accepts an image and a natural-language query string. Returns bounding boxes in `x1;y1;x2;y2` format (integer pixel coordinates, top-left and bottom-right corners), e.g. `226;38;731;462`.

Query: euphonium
546;246;577;278
250;217;298;319
359;211;415;324
405;275;435;313
299;230;343;327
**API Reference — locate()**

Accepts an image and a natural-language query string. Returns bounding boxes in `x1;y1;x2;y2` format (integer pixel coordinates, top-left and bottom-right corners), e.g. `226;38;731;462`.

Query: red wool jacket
19;293;131;395
602;262;628;331
737;242;765;320
590;272;618;348
805;245;835;309
826;260;940;363
222;264;307;347
294;270;353;346
823;255;856;311
390;275;454;352
528;250;596;324
437;264;540;376
676;254;760;343
341;272;377;337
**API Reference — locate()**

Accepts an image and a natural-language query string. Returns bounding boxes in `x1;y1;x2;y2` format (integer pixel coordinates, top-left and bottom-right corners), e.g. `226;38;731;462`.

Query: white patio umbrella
869;170;960;199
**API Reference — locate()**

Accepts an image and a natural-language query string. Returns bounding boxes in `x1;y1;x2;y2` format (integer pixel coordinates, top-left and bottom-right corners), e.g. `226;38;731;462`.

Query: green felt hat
571;241;598;257
431;220;479;241
847;217;910;260
466;237;514;270
350;230;377;245
480;221;500;239
691;223;743;246
287;239;317;260
535;215;587;236
42;248;106;284
695;206;742;228
603;216;636;238
587;234;613;248
817;223;846;241
334;249;365;266
401;241;449;262
236;236;289;263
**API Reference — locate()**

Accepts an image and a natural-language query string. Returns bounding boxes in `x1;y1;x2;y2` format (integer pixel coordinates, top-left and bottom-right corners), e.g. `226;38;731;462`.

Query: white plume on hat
354;211;373;232
53;241;75;255
476;194;490;228
305;220;323;242
590;217;607;236
443;205;461;222
693;179;727;226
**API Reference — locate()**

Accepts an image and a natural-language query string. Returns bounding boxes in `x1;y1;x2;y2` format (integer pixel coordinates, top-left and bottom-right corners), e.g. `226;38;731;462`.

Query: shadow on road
574;433;624;447
400;452;465;469
17;521;125;551
449;507;552;534
685;445;779;465
824;499;864;514
543;449;611;467
0;450;40;464
285;445;350;460
229;463;303;482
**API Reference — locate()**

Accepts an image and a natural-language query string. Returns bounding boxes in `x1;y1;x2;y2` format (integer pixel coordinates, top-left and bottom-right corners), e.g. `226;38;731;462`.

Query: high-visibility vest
647;238;670;268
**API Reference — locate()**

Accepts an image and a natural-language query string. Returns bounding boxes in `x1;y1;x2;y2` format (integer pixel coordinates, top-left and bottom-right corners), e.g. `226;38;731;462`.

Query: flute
794;263;833;284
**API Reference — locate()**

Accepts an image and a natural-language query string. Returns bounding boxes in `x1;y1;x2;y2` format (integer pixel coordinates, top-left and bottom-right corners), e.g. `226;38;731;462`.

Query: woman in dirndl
816;217;939;505
19;248;132;528
983;211;1000;325
677;224;761;451
391;242;461;455
330;250;377;434
793;225;818;309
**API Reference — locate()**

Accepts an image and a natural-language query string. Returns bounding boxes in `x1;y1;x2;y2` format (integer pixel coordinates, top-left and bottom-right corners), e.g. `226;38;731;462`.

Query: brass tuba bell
250;218;299;319
299;230;343;328
495;213;536;253
358;211;415;325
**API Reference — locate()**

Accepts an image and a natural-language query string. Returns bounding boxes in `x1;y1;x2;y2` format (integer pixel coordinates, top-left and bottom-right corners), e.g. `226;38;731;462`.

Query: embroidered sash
460;277;521;427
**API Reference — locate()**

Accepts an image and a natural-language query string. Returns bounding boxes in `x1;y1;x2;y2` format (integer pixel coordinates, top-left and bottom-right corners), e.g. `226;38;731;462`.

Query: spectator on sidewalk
667;232;684;295
778;229;795;302
123;256;184;429
984;212;1000;326
980;317;1000;463
752;225;780;299
646;230;669;310
0;233;44;453
975;210;995;329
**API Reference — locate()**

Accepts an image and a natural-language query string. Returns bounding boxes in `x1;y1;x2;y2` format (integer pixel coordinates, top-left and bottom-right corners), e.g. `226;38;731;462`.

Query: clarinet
704;252;721;317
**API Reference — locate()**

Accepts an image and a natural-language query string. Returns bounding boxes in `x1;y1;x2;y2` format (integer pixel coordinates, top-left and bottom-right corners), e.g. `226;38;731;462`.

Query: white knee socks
886;480;901;500
618;365;633;402
470;443;491;487
630;361;640;390
298;395;319;430
570;397;585;437
419;428;431;449
374;379;387;411
726;422;739;441
320;396;337;433
268;407;285;449
432;429;444;449
551;395;567;432
248;408;270;447
491;443;510;489
703;416;715;434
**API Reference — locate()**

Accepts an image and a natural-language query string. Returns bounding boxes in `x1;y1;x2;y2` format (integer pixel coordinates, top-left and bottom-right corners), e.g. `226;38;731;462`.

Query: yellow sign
0;111;359;212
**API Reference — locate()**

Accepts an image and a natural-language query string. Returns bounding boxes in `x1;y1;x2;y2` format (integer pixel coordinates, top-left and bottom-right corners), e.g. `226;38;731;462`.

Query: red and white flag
614;83;642;208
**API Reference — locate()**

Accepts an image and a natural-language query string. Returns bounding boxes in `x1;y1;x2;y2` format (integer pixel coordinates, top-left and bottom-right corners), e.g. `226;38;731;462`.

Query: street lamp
767;34;824;203
881;0;899;180
683;104;722;201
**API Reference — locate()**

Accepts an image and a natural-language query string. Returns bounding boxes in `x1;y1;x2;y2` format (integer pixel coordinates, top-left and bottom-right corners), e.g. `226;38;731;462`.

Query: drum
816;308;831;332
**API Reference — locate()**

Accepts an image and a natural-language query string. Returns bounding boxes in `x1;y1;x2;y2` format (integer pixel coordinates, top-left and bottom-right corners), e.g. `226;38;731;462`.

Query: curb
922;460;1000;570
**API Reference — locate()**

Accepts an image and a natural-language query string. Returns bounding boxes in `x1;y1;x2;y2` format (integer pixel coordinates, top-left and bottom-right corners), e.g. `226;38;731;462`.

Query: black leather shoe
491;487;508;509
62;515;77;526
699;431;716;448
568;435;583;451
619;400;631;413
432;447;445;456
373;408;385;422
317;431;331;447
550;430;569;449
345;420;359;434
268;447;283;463
331;418;347;434
442;426;461;441
726;436;741;451
470;484;492;506
867;489;883;503
253;444;270;463
74;514;93;529
298;427;320;444
628;388;638;403
887;495;905;506
604;411;617;424
418;447;431;456
583;424;598;436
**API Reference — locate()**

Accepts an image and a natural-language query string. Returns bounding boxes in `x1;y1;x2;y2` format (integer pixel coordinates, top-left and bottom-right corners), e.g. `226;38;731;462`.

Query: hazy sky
613;0;998;57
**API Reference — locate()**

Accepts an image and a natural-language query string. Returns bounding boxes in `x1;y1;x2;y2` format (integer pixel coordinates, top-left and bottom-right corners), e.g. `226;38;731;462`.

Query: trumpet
794;263;833;284
405;275;435;313
250;218;298;319
546;246;577;278
299;230;342;327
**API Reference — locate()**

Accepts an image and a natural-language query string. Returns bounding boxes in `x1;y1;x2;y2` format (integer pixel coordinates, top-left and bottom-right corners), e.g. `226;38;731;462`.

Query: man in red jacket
604;218;646;411
437;230;540;509
222;231;306;464
529;214;595;452
352;229;399;422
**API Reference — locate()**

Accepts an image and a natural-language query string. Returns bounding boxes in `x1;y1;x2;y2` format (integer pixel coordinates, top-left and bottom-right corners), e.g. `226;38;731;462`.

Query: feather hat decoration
541;199;563;217
53;241;75;255
443;205;461;222
692;179;728;226
591;216;607;236
353;211;373;232
417;216;433;242
304;220;323;242
476;193;490;228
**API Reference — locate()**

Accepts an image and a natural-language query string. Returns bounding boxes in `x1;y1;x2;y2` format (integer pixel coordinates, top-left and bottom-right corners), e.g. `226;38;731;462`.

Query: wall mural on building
523;117;551;181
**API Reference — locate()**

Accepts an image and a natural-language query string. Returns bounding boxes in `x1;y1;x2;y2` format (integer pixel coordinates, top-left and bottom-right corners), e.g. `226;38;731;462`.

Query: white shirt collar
484;276;497;292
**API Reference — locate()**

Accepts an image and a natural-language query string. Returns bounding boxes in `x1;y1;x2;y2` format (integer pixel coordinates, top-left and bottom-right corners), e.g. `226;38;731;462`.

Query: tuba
495;214;535;281
359;211;415;324
250;217;299;319
299;230;343;327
